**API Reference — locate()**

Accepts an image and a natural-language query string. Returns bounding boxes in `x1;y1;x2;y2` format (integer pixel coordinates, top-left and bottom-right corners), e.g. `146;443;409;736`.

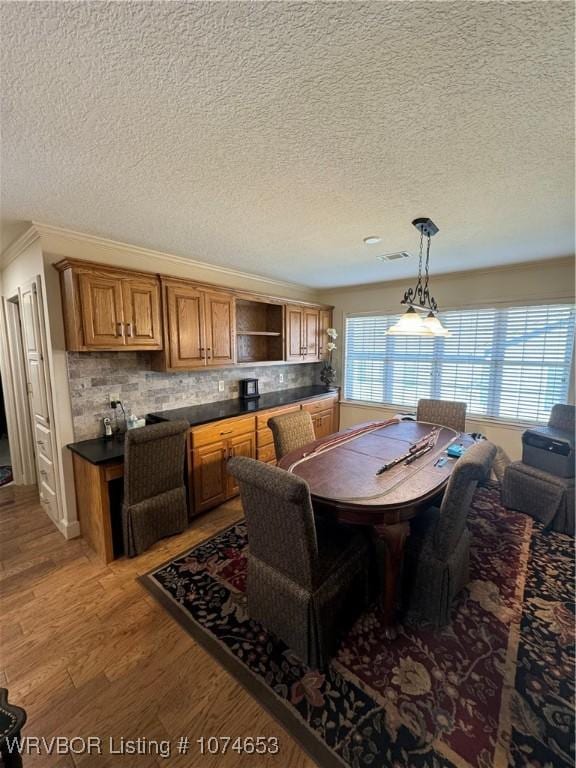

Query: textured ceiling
1;1;574;287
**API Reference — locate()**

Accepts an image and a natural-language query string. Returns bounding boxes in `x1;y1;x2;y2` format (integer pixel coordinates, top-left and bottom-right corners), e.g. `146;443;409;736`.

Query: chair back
417;398;467;432
549;404;575;433
124;420;189;506
267;410;316;459
434;440;497;560
227;456;318;589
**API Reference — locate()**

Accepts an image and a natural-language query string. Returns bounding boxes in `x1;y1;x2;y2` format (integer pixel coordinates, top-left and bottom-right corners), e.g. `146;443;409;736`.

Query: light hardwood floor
0;485;315;767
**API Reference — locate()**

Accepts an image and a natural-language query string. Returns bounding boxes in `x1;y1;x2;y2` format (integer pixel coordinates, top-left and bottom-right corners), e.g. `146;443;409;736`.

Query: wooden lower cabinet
191;442;229;513
189;395;339;514
227;432;257;496
302;394;339;439
190;416;256;513
311;408;334;438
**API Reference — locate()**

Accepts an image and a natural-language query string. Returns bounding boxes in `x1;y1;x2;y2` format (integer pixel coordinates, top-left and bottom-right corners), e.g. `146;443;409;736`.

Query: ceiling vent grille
376;251;411;262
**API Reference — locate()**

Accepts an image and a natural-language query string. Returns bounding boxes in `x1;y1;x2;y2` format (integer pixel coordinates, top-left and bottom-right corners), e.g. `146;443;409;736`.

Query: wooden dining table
278;418;473;639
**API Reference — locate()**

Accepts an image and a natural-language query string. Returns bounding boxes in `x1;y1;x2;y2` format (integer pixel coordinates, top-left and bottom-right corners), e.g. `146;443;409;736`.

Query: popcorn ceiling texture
66;353;322;440
1;2;574;286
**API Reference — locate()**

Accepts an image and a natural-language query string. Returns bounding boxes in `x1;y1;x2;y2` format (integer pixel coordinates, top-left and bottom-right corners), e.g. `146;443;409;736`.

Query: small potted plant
320;328;338;390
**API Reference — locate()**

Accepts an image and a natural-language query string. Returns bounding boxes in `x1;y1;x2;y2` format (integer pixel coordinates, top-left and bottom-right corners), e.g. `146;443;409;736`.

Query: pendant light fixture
387;218;451;337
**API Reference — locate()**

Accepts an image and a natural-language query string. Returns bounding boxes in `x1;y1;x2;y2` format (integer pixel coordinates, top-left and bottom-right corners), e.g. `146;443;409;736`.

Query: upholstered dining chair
417;398;467;432
403;440;497;627
227;455;370;668
267;410;316;460
122;420;189;557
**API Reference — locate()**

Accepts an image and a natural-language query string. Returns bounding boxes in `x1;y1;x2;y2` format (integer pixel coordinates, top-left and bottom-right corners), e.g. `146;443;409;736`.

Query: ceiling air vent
376;251;411;263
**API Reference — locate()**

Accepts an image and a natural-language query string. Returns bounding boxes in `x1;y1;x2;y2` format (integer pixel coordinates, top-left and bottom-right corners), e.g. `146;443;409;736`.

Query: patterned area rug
141;483;574;768
0;465;13;487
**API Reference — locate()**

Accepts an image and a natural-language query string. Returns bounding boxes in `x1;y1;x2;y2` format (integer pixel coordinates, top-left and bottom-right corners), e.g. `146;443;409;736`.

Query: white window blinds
344;304;575;423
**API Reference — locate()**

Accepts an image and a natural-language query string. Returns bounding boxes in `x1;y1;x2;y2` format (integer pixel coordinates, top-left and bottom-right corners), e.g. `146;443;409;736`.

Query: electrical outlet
279;373;284;383
218;380;225;392
109;392;121;408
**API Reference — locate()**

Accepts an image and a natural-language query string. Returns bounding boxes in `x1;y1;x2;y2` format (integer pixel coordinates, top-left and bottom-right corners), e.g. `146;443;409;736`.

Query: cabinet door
192;442;228;512
285;305;304;361
313;409;334;439
303;308;320;361
226;432;256;497
122;278;162;348
78;273;125;347
165;283;206;368
204;291;235;367
318;309;332;360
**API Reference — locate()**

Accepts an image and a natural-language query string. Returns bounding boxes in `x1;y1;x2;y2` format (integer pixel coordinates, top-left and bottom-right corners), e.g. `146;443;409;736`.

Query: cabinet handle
37;440;44;445
116;322;124;337
126;322;134;337
40;469;47;476
220;430;233;436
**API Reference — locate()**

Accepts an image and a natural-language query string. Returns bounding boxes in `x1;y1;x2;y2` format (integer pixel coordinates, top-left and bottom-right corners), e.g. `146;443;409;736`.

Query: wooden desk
279;419;472;638
72;453;124;563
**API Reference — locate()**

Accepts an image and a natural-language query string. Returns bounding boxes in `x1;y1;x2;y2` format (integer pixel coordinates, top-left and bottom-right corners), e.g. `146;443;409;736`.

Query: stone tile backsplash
66;352;323;440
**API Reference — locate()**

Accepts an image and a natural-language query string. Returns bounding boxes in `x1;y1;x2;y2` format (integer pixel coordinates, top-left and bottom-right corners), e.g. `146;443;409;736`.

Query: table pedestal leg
374;521;410;640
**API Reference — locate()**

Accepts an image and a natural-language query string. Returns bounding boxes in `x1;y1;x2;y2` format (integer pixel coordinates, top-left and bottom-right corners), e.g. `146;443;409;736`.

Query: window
344;304;575;423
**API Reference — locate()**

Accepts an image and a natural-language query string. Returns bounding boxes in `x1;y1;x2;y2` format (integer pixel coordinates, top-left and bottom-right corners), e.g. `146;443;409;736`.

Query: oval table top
278;418;472;525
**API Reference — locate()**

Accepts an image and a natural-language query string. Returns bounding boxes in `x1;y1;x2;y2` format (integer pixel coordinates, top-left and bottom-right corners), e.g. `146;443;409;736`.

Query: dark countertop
67;435;126;465
148;385;335;426
67;386;337;465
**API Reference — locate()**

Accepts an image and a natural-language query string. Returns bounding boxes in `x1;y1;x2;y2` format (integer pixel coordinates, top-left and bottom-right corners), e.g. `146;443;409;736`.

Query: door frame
0;295;36;484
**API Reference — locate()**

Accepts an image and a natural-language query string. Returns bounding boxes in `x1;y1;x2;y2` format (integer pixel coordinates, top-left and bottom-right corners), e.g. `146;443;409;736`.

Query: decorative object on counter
103;416;113;439
320;327;338;390
239;378;260;400
387;217;451;337
127;412;147;430
111;398;127;435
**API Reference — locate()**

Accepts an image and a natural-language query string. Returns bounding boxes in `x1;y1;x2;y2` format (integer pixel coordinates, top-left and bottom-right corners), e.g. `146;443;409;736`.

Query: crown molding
0;225;41;269
30;221;317;297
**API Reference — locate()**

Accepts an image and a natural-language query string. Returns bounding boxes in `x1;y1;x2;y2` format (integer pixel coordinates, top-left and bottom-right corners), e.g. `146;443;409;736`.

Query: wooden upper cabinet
164;282;205;368
303;308;320;361
285;305;321;362
56;258;333;365
285;305;305;361
161;279;236;370
56;261;163;351
204;291;235;367
78;272;125;347
122;278;162;347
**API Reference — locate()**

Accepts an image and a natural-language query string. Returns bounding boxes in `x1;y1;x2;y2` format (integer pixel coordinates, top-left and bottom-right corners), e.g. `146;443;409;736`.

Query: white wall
319;257;575;460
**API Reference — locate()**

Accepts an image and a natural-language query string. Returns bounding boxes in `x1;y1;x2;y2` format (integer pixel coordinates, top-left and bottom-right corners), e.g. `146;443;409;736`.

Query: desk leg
374;521;410;640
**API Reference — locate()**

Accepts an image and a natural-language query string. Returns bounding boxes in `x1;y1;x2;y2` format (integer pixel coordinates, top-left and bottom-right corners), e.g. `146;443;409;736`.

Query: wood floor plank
0;485;315;768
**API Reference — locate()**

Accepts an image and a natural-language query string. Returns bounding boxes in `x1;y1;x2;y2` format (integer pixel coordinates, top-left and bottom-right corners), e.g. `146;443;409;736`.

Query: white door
19;280;60;522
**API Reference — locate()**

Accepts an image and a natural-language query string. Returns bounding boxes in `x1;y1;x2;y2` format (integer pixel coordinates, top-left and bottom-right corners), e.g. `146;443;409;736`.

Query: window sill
340;399;546;430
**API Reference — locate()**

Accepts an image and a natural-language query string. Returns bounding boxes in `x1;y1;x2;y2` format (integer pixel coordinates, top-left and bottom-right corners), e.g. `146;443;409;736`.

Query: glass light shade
422;311;452;336
386;306;435;336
